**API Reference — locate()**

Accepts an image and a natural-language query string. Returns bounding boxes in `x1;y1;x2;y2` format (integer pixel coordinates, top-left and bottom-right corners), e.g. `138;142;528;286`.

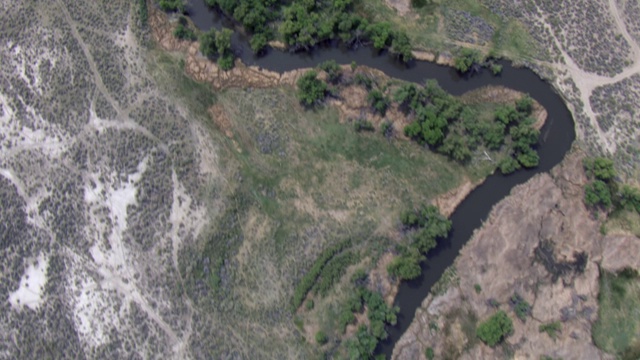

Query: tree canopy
297;70;327;106
477;310;514;346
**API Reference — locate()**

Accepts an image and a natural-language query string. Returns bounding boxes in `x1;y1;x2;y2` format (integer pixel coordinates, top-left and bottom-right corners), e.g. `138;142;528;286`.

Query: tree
498;157;521;175
516;148;540;168
583;157;616;181
199;29;218;57
515;95;534;115
297;70;327;106
391;31;413;62
173;23;196;40
250;32;269;54
584;180;612;208
367;22;392;50
454;48;481;73
387;248;424;280
476;310;514;346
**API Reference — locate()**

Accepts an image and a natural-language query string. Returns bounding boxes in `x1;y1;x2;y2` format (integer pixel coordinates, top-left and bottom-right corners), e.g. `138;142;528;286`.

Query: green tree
391;31;413;62
173;23;196;40
387;248;424;280
297;70;327;106
367;22;392;50
454;48;481;73
516;148;540;168
199;29;218;57
515;95;534;115
476;310;514;346
583;157;616;181
619;185;640;212
584;180;612;208
498;157;521;175
250;32;269;54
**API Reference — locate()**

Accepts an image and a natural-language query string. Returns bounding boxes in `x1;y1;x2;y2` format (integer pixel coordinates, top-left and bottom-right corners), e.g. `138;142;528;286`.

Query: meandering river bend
184;1;576;357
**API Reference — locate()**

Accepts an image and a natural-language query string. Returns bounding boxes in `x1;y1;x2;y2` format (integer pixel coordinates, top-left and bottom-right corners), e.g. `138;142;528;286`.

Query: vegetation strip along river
184;0;576;356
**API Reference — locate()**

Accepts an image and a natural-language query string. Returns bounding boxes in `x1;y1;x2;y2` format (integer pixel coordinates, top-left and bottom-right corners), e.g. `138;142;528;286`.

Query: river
183;1;576;357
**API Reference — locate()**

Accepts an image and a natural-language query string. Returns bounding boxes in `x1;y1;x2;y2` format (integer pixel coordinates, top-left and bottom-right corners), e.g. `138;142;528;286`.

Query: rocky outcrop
393;149;639;360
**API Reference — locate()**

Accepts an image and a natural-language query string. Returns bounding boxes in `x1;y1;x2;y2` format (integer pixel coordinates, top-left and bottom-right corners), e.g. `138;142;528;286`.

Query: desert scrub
539;321;562;340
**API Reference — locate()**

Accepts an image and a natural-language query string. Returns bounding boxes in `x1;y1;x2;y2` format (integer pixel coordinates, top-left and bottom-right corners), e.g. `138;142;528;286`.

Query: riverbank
148;5;574;359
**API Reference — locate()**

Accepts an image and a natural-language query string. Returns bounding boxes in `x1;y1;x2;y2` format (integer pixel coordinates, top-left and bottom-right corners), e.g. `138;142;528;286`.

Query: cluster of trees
399;80;533;164
388;205;451;280
476;310;514;346
340;286;399;359
454;48;503;75
202;0;413;59
494;96;541;174
583;157;640;213
200;28;235;69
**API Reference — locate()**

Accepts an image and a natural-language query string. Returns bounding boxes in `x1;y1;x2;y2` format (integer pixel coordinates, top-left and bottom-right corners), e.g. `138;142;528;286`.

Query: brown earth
393;148;640;360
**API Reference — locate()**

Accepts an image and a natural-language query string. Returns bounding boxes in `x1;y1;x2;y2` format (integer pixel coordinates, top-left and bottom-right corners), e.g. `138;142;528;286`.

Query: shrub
498;157;521;175
315;331;328;344
173;23;196;40
159;0;185;12
425;347;435;360
539;321;562;340
297;70;327;106
476;310;513;346
367;90;390;115
381;121;393;138
318;60;342;84
454;48;481;73
387;248;424;280
474;284;482;294
510;293;531;321
353;118;375;132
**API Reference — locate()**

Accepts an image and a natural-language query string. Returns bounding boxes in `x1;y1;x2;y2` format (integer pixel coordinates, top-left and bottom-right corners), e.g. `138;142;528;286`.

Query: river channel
183;1;577;357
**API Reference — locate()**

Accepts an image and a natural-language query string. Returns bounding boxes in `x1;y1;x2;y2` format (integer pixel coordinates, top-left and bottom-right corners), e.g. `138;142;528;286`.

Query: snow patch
8;253;48;310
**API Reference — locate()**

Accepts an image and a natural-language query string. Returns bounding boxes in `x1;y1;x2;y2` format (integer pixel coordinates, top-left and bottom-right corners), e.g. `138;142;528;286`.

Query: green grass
355;0;541;62
593;270;640;358
605;209;640;237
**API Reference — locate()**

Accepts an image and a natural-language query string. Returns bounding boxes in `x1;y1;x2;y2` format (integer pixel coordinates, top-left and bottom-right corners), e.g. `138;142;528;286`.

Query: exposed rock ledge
392;149;640;360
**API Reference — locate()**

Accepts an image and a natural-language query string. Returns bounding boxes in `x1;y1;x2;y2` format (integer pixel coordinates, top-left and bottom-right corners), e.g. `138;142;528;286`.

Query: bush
474;284;482;294
367;90;390;115
318;60;342;84
539;321;562;340
454;48;481;73
353;119;375;132
315;331;328;344
425;347;435;360
476;310;513;346
173;23;196;41
159;0;185;12
297;70;327;106
381;121;393;138
510;293;531;321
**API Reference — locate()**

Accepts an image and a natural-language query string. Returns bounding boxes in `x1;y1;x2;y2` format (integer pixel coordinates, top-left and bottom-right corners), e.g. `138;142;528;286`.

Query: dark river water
184;1;576;357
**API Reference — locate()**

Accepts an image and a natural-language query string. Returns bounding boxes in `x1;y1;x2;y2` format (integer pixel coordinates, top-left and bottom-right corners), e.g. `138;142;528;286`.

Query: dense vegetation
292;240;352;310
201;0;413;59
200;28;235;70
476;310;514;346
400;81;540;168
583;157;640;213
